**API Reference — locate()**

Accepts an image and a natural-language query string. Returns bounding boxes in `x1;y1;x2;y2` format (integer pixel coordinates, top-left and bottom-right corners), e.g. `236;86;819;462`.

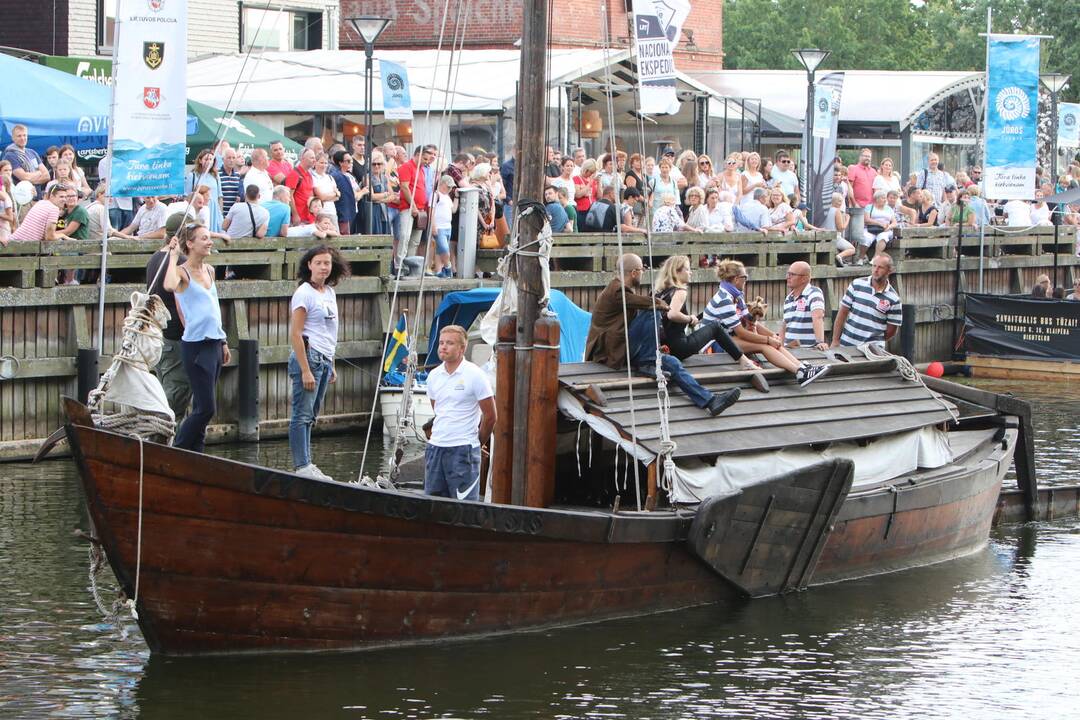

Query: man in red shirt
846;147;878;208
285;149;316;225
391;146;429;273
267;141;293;185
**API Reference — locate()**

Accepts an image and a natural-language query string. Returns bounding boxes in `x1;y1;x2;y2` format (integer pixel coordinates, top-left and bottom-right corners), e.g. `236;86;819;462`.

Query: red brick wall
338;0;722;70
0;0;69;56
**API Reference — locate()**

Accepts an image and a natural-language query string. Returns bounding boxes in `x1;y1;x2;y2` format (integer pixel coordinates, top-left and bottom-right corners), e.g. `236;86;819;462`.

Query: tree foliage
723;0;1080;101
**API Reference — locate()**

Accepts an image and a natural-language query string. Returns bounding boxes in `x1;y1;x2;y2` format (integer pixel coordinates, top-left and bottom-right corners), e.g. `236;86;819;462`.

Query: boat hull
66;421;1016;655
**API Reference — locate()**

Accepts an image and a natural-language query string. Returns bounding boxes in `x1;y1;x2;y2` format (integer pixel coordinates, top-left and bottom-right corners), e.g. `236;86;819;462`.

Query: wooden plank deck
558;352;957;459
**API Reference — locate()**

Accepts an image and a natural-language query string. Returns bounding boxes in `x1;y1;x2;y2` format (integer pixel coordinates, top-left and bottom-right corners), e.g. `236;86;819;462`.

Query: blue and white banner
1058;102;1080;148
380;59;413;121
984;36;1040;200
109;0;187;197
632;0;690;115
811;84;834;139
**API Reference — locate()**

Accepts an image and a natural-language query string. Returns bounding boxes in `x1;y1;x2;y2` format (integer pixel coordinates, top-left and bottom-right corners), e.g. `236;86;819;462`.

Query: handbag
415;209;429;231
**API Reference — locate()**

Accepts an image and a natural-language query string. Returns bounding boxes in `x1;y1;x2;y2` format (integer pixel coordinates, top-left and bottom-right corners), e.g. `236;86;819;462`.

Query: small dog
741;296;768;332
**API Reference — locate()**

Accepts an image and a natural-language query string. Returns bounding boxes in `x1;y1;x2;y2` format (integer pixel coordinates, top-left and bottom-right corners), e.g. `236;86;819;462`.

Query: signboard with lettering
632;0;690;115
964;293;1080;360
983;36;1040;200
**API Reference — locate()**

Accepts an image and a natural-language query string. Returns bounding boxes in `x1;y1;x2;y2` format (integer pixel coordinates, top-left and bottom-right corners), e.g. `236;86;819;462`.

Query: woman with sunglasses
360;151;394;235
718;153;743;204
185;148;225;233
695;154;715;189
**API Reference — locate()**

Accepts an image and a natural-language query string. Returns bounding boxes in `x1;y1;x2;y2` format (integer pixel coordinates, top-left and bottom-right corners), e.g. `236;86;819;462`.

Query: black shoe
706;388;740;416
796;363;832;387
834;255;846;268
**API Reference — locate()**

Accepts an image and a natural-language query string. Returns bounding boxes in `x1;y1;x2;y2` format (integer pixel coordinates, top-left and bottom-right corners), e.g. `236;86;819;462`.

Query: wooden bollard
490;314;517;504
237;339;260;442
525;315;560;508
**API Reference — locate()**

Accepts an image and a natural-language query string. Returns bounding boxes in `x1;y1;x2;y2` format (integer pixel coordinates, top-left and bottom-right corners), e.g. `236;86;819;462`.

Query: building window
97;0;117;54
241;5;323;52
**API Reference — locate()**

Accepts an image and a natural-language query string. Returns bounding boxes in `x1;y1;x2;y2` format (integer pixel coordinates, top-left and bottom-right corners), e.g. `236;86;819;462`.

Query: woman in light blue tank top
164;223;230;452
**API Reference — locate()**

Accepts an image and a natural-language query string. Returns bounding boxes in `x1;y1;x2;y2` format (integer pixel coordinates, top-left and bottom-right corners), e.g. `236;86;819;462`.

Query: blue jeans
109;208;133;233
288;347;332;469
627;311;713;409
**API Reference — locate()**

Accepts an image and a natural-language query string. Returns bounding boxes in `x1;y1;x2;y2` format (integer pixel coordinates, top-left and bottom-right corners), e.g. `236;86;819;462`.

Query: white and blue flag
380;59;413;121
984;36;1040;200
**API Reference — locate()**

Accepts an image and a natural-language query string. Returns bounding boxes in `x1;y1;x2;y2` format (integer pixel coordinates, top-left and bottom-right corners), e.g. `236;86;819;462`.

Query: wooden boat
63;348;1035;655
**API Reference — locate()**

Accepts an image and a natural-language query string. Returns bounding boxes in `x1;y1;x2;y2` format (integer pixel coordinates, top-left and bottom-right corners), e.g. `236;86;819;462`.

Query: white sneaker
295;463;334;482
796;363;832;387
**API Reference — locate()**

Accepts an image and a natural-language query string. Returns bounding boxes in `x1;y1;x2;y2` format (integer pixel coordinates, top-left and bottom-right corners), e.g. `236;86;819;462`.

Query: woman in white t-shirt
288;244;349;481
741;151;766;196
431;175;457;278
861;190;898;261
311;152;341;224
1030;190;1053;226
872;157;902;195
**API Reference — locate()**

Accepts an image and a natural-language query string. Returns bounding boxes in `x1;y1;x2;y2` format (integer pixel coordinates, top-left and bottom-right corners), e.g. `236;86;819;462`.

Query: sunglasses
701;161;713;166
780;159;792;164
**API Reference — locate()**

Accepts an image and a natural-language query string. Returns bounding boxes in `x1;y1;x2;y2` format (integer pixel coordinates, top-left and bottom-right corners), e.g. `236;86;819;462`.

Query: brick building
0;0;341;60
338;0;723;72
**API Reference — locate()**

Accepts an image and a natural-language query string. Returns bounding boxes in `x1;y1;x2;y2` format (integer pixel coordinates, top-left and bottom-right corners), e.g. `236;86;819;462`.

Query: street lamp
792;48;830;223
1040;72;1069;289
1040;72;1070;189
348;16;391;234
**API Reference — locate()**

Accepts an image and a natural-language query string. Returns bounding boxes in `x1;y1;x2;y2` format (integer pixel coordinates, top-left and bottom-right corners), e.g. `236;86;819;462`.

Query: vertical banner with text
803;72;844;224
1058;102;1080;149
380;59;414;121
109;0;187;197
632;0;690;115
984;36;1040;200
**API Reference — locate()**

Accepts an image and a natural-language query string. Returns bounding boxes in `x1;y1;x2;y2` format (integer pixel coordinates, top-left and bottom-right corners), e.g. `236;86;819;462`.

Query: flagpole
97;6;124;353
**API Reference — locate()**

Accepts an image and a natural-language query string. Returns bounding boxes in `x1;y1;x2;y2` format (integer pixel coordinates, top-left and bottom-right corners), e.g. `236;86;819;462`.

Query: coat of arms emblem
144;42;164;70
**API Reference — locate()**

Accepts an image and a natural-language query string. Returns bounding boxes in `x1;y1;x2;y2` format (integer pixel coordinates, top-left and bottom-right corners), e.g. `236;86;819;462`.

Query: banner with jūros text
109;0;187;197
983;36;1040;200
632;0;689;115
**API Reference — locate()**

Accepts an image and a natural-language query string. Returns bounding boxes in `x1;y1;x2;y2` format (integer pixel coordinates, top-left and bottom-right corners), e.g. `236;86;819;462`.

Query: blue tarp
0;54;112;158
424;288;592;364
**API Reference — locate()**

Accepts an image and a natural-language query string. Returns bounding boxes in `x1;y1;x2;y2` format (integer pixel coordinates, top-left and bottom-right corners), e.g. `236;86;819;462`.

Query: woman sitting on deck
652;256;768;393
703;260;830;388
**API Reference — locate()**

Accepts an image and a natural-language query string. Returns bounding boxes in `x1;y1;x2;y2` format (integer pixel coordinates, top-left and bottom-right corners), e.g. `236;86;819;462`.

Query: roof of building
692;69;982;131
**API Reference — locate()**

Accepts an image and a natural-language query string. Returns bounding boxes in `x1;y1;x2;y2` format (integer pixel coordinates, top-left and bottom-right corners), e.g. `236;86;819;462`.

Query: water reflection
1;383;1079;719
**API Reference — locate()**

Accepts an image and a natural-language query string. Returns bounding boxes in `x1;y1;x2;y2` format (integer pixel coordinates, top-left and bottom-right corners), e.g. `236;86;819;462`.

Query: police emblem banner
380;59;413;121
1058;102;1080;149
632;0;690;115
984;36;1040;200
109;0;186;197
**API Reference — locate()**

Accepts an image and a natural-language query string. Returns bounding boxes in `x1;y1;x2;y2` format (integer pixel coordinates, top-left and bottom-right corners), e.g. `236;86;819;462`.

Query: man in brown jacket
585;254;739;416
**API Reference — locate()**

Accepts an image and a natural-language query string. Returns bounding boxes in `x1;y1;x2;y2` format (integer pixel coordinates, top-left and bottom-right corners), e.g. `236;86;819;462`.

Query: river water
1;379;1078;719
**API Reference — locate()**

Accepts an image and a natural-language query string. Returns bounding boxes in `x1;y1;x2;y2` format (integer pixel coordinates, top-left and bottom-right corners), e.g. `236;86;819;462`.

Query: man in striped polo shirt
831;254;903;347
781;262;828;351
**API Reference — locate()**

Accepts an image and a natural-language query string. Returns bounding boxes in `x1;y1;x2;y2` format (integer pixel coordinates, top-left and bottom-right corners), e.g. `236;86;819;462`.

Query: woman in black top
653;255;759;369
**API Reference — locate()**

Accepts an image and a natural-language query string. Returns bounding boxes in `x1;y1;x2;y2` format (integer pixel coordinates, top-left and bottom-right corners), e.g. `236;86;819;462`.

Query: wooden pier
0;226;1076;460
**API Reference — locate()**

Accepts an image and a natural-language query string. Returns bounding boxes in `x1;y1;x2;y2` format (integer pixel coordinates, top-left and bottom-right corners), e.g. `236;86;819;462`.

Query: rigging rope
859;342;960;423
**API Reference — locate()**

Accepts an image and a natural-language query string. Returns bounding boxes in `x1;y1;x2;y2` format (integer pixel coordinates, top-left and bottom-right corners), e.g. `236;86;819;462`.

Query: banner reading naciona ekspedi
109;0;187;197
984;36;1040;200
632;0;690;115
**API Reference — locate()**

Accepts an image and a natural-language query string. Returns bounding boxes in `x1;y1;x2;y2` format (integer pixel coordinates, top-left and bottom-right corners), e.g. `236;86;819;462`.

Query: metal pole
365;43;374;236
952;198;965;360
806;69;815;222
1051;89;1060;193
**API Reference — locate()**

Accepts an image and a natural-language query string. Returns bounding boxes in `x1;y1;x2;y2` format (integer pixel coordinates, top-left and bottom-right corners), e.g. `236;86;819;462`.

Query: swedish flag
382;314;409;373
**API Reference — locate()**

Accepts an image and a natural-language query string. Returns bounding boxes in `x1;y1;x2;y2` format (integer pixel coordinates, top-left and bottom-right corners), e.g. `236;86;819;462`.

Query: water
1;380;1078;719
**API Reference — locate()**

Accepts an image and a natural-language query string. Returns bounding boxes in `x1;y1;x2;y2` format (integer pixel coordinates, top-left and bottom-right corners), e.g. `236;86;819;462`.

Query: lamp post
791;48;830;223
1040;72;1069;289
348;16;391;234
1040;72;1070;191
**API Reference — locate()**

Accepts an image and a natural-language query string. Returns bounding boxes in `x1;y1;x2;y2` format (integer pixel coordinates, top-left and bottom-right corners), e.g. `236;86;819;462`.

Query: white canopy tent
187;48;752;155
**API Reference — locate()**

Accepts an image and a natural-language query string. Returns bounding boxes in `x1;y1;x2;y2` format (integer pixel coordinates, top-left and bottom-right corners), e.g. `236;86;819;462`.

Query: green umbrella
185;99;302;162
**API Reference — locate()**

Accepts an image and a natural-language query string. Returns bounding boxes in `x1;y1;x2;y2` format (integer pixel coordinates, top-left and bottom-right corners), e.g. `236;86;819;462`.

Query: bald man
780;261;829;351
585;253;740;416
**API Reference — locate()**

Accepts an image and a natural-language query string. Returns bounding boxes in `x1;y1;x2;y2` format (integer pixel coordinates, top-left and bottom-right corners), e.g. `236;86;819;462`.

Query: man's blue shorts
424;443;482;501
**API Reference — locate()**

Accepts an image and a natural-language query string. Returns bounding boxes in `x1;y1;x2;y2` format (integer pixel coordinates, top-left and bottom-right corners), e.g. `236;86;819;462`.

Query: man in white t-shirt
1003;199;1033;227
243;148;275;206
770;153;800;204
424;325;496;502
223;185;270;239
117;196;167;240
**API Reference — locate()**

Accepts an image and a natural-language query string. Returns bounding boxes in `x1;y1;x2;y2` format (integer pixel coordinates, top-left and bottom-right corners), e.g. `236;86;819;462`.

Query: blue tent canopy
425;288;592;364
0;53;112;158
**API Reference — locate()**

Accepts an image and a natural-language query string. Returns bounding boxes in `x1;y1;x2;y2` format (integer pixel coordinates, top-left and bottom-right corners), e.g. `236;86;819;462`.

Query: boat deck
558;348;965;459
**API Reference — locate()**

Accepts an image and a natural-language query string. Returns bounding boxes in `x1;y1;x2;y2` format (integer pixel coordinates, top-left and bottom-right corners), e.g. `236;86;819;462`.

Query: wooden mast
510;0;550;505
